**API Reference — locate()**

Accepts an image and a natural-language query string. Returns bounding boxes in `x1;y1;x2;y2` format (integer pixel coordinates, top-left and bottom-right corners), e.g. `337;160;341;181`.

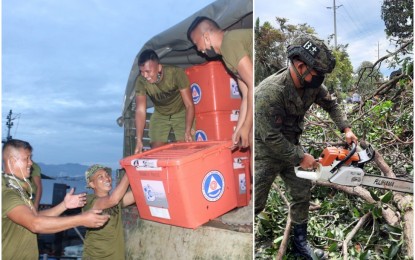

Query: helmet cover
287;34;336;74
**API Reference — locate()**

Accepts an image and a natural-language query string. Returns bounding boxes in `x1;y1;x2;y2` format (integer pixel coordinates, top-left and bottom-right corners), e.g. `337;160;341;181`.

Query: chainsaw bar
361;174;413;193
295;142;414;194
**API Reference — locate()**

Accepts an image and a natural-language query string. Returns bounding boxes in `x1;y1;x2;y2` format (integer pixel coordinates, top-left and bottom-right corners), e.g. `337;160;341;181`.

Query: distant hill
36;162;89;180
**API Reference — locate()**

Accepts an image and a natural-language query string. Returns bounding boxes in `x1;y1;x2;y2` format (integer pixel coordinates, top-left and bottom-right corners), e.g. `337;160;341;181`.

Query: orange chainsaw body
318;146;360;166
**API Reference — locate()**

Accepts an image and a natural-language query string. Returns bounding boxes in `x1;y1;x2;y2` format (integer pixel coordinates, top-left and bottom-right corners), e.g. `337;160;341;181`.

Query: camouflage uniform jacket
255;68;351;166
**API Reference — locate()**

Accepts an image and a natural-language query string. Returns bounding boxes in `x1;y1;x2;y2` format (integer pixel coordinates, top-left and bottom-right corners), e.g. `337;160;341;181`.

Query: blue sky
2;0;213;171
255;0;397;76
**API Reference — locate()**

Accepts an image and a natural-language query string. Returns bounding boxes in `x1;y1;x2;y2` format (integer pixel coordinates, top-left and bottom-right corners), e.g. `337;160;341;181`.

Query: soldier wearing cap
255;34;358;259
83;164;135;260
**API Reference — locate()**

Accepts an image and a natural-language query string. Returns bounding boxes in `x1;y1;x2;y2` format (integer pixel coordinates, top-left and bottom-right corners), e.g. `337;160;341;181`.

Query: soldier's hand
233;125;250;148
299;153;318;170
64;188;87;209
134;140;143;154
184;131;193;142
344;128;358;145
82;209;110;228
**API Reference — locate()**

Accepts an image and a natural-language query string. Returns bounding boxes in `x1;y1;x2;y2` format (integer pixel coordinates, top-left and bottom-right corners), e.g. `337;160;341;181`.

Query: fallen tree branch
272;183;289;206
315;181;375;203
402;210;414;257
384;129;413;145
342;212;372;260
364;216;376;251
315;181;399;226
275;215;292;260
272;183;291;260
360;141;413;256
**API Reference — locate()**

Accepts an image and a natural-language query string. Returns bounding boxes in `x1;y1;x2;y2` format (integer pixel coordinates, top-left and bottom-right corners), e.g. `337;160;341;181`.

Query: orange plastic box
186;61;241;114
194;110;239;141
232;149;251;207
119;141;237;229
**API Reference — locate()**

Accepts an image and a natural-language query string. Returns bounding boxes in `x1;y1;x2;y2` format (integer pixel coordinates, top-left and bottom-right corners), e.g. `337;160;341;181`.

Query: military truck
117;0;253;258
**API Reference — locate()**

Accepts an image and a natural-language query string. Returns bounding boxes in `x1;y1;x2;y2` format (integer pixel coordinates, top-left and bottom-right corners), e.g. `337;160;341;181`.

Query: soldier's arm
255;87;304;165
8;205;109;234
92;174;130;210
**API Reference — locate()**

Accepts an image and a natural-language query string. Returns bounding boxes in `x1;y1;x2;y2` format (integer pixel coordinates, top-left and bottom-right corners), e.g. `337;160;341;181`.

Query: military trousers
255;144;312;224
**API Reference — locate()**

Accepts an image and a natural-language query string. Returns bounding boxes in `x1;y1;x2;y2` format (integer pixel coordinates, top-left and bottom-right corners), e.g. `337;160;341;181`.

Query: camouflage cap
85;164;112;187
287;34;336;74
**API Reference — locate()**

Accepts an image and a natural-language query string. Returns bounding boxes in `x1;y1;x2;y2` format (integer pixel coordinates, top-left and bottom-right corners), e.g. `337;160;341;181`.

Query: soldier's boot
292;223;324;260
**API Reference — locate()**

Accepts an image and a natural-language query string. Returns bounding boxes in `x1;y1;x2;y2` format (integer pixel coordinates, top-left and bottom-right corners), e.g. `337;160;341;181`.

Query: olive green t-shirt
220;29;253;77
135;65;189;115
2;174;38;260
82;194;125;260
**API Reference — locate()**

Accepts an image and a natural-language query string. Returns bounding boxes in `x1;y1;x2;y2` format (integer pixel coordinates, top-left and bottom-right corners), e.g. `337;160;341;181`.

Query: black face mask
303;74;325;88
205;46;219;58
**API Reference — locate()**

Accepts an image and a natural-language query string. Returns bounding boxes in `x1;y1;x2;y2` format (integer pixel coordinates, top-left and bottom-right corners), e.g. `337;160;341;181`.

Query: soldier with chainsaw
255;34;358;259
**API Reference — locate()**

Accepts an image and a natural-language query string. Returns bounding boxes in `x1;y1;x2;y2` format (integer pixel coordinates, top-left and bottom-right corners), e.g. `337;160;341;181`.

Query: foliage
381;0;413;39
325;46;354;97
380;0;413;71
254;18;285;85
354;61;384;99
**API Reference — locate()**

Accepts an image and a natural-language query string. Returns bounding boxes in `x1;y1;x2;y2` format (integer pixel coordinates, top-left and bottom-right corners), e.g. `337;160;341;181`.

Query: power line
340;5;367;37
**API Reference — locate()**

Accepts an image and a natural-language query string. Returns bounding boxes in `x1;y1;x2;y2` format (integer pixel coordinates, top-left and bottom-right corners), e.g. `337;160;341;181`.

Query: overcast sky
2;0;213;171
255;0;396;76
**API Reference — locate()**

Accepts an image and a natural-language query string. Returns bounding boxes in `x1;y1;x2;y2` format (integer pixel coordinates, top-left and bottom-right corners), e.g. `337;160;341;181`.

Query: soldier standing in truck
134;49;195;153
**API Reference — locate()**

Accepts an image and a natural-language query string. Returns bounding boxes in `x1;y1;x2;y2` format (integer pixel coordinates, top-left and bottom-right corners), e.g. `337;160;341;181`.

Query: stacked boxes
186;61;241;142
185;61;251;207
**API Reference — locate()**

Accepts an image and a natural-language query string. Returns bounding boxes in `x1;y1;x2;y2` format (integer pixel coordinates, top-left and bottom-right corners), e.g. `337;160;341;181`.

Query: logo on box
202;170;225;201
191;83;202;104
195;130;207;141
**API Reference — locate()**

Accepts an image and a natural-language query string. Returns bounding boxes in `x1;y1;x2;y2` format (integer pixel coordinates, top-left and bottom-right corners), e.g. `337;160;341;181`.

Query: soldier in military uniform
255;34;358;259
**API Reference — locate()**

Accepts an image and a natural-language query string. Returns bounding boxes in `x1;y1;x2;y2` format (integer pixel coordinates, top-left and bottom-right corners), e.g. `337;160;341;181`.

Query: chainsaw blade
361;175;413;193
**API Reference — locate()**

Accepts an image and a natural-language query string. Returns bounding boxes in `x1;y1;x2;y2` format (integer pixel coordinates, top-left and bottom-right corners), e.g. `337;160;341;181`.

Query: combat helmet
287;34;336;74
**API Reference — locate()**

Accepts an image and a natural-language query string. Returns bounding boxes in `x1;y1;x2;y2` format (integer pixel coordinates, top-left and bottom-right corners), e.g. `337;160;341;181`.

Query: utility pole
327;0;343;49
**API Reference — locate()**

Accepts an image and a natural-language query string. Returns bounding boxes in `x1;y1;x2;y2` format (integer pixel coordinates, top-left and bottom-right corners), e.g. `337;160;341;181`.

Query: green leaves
369;189;380;201
380;191;393;203
381;0;413;39
387;242;401;259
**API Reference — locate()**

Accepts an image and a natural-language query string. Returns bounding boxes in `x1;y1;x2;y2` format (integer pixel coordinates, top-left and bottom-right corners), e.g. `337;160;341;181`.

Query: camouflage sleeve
315;85;351;132
255;87;304;165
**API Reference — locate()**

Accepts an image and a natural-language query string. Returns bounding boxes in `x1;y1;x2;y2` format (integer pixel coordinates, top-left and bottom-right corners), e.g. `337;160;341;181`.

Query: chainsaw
295;143;413;193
